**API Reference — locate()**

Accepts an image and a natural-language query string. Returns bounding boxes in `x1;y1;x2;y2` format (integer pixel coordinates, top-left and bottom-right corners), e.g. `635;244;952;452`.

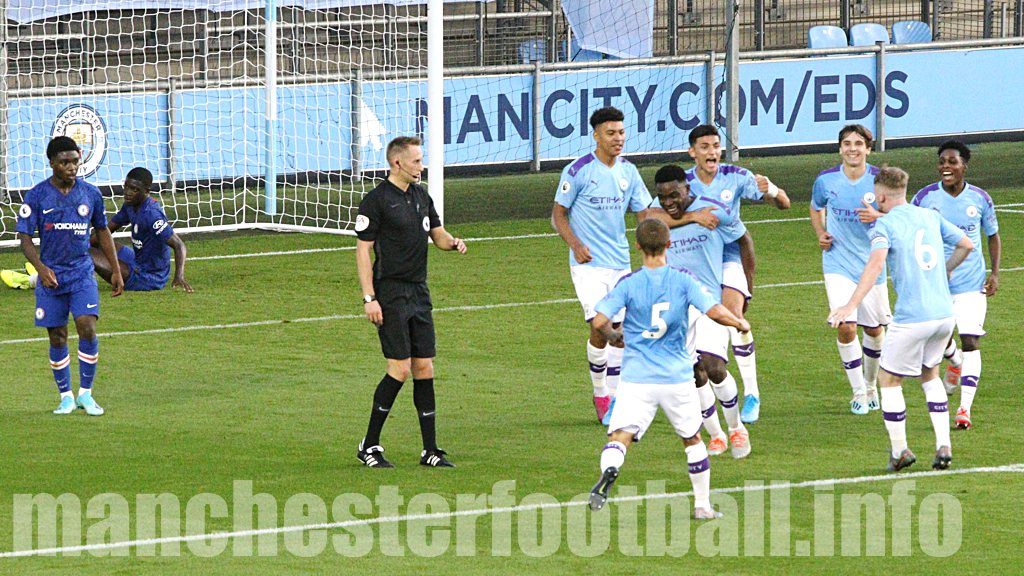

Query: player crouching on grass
587;218;749;518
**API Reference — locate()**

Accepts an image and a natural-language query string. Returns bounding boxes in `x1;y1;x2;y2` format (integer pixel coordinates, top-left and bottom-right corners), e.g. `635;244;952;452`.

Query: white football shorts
952;291;987;337
721;261;751;299
824;273;892;328
606;380;702;441
570;265;630;322
690;310;730;364
880;317;956;378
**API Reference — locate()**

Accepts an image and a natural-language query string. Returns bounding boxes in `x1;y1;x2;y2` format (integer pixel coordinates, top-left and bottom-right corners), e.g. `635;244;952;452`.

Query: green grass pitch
0;142;1021;574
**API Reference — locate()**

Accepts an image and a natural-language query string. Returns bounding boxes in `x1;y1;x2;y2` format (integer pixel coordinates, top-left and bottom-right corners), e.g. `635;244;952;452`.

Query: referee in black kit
354;136;467;468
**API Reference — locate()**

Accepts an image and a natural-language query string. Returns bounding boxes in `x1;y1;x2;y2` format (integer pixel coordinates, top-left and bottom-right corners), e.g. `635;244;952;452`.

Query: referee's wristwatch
363;294;376;304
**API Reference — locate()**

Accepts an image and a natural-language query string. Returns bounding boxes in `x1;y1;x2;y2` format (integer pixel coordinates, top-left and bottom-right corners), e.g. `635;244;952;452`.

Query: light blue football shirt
595;265;717;384
555;153;652;269
811;164;886;285
685;164;760;250
869;204;966;324
912;182;998;295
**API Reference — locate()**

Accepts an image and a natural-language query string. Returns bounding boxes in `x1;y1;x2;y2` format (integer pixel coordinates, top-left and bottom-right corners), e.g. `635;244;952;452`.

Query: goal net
0;0;437;247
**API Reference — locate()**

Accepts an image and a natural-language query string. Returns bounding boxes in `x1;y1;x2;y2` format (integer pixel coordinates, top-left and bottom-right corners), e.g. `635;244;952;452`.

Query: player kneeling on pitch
588;218;749;518
828;166;973;472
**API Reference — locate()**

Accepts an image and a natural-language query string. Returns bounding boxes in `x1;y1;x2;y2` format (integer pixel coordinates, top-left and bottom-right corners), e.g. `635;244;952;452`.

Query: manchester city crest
51;104;108;178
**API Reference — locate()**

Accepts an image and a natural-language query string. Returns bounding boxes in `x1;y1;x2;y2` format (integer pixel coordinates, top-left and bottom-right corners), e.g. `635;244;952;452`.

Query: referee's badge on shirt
355;214;370;232
422;217;430;231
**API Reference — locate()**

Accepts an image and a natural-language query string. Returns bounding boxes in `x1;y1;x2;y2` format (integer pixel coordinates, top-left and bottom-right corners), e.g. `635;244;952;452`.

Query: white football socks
600;441;627;472
861;332;884;396
685;442;712;511
960;350;981;411
922;378;951;449
838;338;866;397
605;345;623;395
730;327;759;398
880;386;908;458
711;372;742;431
587;340;609;397
698;384;725;439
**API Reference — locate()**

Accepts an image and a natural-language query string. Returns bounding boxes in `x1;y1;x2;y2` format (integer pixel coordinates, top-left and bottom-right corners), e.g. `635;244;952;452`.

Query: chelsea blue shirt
869;204;966;324
111;197;175;282
556;153;652;269
15;178;107;295
595;265;716;384
811;164;886;285
912;182;998;295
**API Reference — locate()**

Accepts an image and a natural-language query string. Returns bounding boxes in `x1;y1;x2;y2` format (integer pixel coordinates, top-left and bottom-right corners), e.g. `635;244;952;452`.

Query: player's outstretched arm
946;235;975;278
591;312;623;346
166;233;193;293
706;304;750;333
428;226;466;253
755;174;791;209
19;232;57;288
95;227;123;296
828;248;886;327
645;206;719;230
551;203;591;264
984;233;1001;296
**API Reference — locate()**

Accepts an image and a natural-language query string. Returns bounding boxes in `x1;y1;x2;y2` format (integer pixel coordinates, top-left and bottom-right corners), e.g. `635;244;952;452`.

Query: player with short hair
684;124;791;424
355;135;466;468
650;164;750;458
89;167;193;293
587;218;749;517
14;136;123;416
912;140;1000;430
552;106;652;424
811;124;890;415
829;166;973;472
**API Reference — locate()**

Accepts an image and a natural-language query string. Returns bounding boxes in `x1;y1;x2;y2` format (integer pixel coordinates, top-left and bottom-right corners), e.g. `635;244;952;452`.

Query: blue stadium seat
518;39;547;64
807;25;848;49
891;20;932;44
849;23;890;47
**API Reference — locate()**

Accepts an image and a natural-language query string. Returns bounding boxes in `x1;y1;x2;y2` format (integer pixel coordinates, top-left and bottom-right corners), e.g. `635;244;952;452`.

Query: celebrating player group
549;107;1000;517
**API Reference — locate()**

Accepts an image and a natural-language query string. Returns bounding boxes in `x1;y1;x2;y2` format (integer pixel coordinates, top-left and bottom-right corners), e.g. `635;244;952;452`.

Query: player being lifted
650;164;751;458
552;106;653;425
829;166;973;472
684;125;790;424
810;124;890;415
91;167;193;293
14;136;123;416
587;218;749;517
909;141;1000;430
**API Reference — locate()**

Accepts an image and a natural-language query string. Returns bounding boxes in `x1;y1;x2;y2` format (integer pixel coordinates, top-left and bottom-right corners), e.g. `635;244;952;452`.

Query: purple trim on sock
697;350;729;364
843;358;863;370
862;347;881;359
606;366;621;377
883;410;906;422
732;342;755;357
603;442;626;455
719;395;738;409
927;402;949;413
688;458;711;474
589;362;606;373
960;375;979;388
701;405;717;419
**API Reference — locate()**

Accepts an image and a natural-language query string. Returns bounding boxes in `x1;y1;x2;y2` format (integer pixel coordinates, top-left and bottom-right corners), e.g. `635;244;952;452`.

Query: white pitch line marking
2;462;1021;559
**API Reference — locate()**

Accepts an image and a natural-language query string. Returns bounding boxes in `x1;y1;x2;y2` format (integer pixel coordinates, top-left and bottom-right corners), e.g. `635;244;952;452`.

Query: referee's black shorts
374;279;436;360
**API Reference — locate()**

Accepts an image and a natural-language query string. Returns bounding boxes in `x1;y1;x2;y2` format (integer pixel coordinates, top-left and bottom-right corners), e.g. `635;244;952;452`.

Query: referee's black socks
364;373;404;447
413;378;437;451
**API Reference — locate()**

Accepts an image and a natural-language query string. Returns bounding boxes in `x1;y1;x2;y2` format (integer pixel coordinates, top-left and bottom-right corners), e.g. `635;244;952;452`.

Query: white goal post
0;0;447;247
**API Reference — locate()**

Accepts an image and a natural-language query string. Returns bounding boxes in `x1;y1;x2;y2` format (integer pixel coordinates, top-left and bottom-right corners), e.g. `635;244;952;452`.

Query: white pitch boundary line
2;462;1021;559
3;268;1022;347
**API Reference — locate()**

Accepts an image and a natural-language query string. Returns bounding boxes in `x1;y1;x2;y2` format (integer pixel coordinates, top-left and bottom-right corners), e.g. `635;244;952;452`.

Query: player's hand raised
365;300;383;327
572;242;593;264
856;200;882;223
691;207;719;230
818;231;833;250
37;264;59;289
173;276;194;293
